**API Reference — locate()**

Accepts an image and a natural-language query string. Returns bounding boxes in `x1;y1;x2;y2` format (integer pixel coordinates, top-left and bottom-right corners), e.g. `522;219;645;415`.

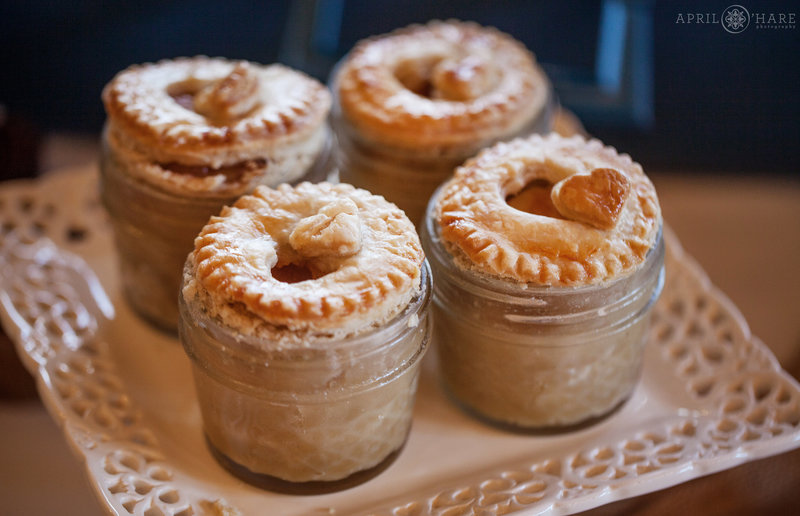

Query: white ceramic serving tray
1;166;799;516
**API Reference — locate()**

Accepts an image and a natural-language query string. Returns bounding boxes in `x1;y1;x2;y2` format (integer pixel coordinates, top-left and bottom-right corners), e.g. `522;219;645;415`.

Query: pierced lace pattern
359;229;800;516
1;168;798;516
0;169;240;516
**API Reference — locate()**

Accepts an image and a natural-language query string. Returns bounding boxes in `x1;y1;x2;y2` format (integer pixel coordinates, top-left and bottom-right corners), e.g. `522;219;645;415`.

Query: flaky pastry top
102;57;331;190
185;182;424;340
334;21;550;156
435;134;662;286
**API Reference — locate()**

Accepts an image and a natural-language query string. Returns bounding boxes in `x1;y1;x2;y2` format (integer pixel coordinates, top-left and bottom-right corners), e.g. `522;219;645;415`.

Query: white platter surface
1;167;798;516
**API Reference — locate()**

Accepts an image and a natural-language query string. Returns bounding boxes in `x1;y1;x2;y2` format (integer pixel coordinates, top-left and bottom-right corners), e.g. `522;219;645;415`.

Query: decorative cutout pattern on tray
0;171;238;516
1;167;798;516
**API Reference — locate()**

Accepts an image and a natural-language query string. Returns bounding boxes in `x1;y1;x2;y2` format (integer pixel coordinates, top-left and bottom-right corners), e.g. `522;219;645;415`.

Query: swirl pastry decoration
186;182;424;339
436;134;662;286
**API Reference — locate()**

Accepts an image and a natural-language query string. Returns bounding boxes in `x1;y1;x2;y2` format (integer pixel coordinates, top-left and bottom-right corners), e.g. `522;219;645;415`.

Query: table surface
1;134;798;515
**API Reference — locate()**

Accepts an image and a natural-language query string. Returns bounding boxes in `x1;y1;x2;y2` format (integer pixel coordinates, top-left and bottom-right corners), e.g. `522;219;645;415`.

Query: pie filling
159;159;267;182
505;179;563;220
270;262;317;284
170;91;195;111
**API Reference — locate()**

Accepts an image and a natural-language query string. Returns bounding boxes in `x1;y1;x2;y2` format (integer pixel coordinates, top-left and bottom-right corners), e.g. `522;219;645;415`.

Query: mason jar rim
180;258;433;365
100;123;335;204
422;183;665;324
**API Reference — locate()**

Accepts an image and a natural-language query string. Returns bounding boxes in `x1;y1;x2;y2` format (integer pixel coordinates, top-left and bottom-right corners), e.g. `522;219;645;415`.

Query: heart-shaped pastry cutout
550;168;631;229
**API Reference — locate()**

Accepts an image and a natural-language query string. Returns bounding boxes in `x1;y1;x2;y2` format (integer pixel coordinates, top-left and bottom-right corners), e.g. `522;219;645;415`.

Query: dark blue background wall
1;1;797;176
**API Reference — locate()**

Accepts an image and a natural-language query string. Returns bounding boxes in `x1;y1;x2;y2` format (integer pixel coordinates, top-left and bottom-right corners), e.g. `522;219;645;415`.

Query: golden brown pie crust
185;182;425;340
435;134;662;286
334;21;550;157
102;57;331;196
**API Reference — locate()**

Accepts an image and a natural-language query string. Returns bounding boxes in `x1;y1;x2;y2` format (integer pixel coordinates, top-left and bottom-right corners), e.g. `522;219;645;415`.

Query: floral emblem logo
722;5;750;33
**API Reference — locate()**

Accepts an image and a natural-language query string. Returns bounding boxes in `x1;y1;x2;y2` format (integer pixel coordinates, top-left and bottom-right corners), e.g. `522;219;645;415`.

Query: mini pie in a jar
100;56;332;331
333;20;553;224
421;133;665;429
180;181;431;484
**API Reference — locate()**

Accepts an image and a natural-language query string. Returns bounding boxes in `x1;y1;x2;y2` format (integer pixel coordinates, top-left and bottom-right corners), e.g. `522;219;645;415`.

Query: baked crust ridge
435;133;662;286
185;182;425;341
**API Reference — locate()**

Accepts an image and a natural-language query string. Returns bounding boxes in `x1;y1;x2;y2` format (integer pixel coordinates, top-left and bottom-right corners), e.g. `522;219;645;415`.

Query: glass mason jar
179;261;432;485
421;194;665;429
329;20;556;226
99;128;333;332
331;96;554;227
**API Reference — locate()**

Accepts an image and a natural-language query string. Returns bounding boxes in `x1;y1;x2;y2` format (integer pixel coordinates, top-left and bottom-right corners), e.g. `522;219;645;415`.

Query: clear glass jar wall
421;196;665;429
331;88;555;226
179;262;432;483
99;129;334;332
